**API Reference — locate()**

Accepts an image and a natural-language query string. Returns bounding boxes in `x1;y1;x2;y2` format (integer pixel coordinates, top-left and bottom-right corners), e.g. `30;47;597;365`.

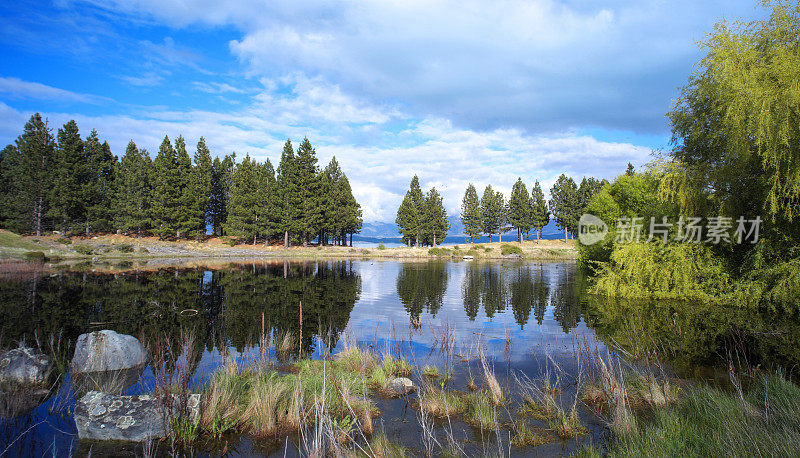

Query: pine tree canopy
460;183;482;242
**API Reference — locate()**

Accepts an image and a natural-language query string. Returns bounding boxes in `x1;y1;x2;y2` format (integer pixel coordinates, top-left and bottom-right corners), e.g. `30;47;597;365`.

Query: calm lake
1;259;798;456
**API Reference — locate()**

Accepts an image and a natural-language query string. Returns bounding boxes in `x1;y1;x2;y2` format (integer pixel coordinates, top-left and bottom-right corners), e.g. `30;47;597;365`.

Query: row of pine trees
460;174;608;243
0;113;362;246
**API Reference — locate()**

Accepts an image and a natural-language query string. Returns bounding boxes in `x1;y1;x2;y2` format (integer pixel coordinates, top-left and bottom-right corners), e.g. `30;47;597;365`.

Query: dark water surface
1;259;798;456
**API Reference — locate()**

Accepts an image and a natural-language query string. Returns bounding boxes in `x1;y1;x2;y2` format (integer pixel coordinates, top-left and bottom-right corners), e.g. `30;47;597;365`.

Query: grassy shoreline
0;230;577;262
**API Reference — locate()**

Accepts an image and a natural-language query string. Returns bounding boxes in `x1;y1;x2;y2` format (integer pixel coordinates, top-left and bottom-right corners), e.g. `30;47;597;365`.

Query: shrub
501;244;523;256
23;251;47;262
56;236;71;245
377;243;386;250
116;244;134;253
74;244;93;256
221;237;237;247
428;247;451;257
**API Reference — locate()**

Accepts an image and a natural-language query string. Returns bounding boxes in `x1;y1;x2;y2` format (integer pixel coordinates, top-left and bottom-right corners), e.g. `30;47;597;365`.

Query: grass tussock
610;374;800;456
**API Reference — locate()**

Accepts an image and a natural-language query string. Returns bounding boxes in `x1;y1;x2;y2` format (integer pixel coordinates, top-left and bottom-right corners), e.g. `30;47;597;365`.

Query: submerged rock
74;391;201;442
71;330;147;374
384;377;416;397
0;347;54;386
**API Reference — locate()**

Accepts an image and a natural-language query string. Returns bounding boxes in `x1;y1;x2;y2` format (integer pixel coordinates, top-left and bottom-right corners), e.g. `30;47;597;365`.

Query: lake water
1;259;798;456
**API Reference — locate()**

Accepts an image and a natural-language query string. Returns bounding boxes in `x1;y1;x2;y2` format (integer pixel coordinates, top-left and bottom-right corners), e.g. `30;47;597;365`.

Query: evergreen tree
422;187;449;246
188;137;213;239
151;135;180;239
174;135;196;238
210;154;235;236
114;141;152;235
318;160;335;245
82;136;116;234
549;174;579;241
507;178;533;243
0;145;15;227
577;176;603;213
460;183;482;243
276;140;299;247
340;175;362;246
530;180;550;241
396;195;417;247
625;162;635;176
294;138;322;246
49;120;84;233
480;185;505;242
408;176;425;246
257;159;278;243
225;154;261;243
7;114;55;235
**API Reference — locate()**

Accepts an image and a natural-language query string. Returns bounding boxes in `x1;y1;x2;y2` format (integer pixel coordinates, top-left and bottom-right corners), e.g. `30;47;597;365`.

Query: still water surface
1;259;797;456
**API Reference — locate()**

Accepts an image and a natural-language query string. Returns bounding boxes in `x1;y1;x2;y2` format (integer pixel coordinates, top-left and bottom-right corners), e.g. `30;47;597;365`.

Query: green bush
56;236;72;245
483;246;492;252
115;244;134;253
377;243;386;250
501;244;523;256
221;237;237;247
428;247;452;257
74;244;93;256
23;251;47;262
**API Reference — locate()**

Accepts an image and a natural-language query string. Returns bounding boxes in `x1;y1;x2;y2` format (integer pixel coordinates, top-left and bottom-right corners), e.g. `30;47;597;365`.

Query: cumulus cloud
82;0;761;134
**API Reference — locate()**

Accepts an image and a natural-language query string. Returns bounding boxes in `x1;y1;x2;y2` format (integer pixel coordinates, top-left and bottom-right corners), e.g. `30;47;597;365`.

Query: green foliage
82;130;116;234
56;236;71;245
115;244;134;253
23;251;47;262
611;374;800;457
73;244;93;256
48;120;84;233
428;247;451;257
591;243;731;301
501;244;523;256
396;176;424;246
151;136;181;239
422;187;449;246
460;183;482;242
530;180;550;240
508;178;533;243
480;185;506;242
549;174;579;240
114;141;152;235
377;243;386;250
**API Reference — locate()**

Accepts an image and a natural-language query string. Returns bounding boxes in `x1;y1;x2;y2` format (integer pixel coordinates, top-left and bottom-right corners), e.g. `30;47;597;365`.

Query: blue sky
0;0;765;222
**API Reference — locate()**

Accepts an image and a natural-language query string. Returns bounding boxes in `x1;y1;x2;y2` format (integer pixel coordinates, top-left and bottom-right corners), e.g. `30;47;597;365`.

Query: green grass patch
610;374;800;456
0;231;41;250
73;244;93;256
22;251;48;262
428;247;452;257
501;244;523;256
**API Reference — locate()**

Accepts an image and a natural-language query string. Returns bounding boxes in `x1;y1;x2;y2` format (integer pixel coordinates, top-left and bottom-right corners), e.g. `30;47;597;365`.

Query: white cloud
0;76;108;104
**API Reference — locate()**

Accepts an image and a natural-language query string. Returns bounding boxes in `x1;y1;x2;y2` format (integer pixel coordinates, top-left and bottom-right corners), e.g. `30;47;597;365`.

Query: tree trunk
564;227;568;242
349;233;353;247
284;231;289;248
499;232;502;243
489;234;493;243
433;233;437;246
518;228;522;243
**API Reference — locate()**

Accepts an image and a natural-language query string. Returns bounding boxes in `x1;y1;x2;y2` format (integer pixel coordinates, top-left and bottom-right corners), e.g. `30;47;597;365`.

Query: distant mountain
359;216;563;239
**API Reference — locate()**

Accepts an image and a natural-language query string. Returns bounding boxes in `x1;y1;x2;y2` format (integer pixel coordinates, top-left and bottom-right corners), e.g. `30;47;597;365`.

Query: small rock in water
384;377;416;397
71;330;148;374
75;391;201;442
0;347;54;386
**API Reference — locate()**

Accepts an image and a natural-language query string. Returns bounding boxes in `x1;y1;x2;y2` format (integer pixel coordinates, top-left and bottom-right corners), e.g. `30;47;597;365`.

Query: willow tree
664;0;800;264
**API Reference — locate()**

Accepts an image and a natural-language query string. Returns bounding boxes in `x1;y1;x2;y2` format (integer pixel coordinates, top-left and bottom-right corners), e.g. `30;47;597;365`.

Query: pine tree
422;187;449;246
549;174;579;241
480;185;505;242
340;175;362;246
396;195;417;247
460;183;482;243
507;178;532;243
626;162;635;176
577;176;603;213
7;114;55;235
257;159;278;243
188;137;213;239
276;139;299;247
151;135;180;239
408;176;425;246
83;137;115;234
0;145;15;227
225;154;260;243
114;141;152;235
173;135;196;238
210;154;235;236
48;120;84;233
530;180;550;241
295;138;322;246
318;161;335;245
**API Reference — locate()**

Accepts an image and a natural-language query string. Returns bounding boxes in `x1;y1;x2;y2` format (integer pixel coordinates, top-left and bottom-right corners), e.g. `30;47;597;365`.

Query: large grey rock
0;347;54;386
384;377;416;397
75;391;201;442
71;330;147;374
